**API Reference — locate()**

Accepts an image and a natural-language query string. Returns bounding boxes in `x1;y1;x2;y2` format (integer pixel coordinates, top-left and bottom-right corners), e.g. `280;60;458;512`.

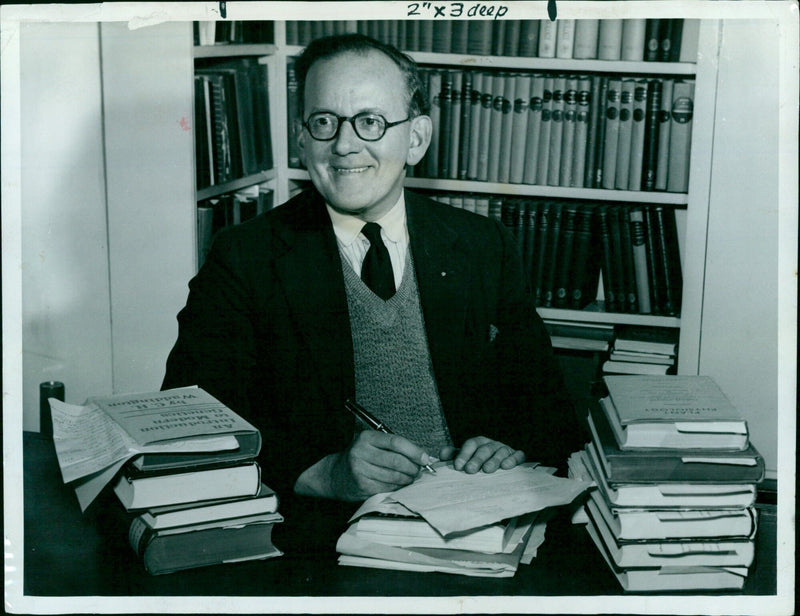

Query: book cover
552;205;579;308
667;80;695;192
597;19;623;60
476;73;494;181
641;79;662;191
467;71;484;180
546;75;567;186
518;20;540;57
573;19;599;59
129;511;283;574
555;19;576;59
600;78;621;190
570;76;592;188
508;73;531;184
628;207;652;313
644;19;661;62
458;70;473;180
538;19;557;58
496;72;517;183
614;79;635;190
613;325;678;355
617;206;639;313
620;19;646;61
534;76;554;185
655;78;674;190
487;73;508;183
587;401;764;485
558;77;578;187
522;74;545;185
627;79;648;190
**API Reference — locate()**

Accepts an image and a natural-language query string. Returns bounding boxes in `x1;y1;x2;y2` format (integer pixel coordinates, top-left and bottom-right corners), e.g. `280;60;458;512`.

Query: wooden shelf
194;43;276;59
197;169;276;201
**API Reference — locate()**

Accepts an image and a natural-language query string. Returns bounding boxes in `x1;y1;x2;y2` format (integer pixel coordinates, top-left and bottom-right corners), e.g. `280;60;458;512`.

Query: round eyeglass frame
302;112;411;142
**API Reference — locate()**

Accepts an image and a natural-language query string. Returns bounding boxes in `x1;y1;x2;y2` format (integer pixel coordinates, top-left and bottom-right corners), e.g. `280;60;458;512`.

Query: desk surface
22;433;777;598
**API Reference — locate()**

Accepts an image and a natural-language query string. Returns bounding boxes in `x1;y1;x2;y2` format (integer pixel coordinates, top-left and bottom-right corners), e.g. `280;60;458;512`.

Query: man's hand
295;430;436;501
438;437;525;474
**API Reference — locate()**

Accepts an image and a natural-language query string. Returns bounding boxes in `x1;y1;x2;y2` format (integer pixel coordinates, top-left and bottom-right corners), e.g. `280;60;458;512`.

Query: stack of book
86;388;283;575
569;375;764;592
603;326;679;375
336;462;589;577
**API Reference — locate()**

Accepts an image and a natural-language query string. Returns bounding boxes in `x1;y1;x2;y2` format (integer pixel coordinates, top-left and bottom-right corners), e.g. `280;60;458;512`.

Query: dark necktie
361;222;395;300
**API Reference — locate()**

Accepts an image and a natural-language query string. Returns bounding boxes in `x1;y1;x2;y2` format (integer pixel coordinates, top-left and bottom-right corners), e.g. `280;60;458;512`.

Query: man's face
298;50;430;221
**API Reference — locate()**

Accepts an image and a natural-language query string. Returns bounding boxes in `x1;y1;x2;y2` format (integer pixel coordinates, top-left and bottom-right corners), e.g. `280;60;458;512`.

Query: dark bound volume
541;202;564;307
652;204;683;316
642;206;663;313
286;61;302;169
503;20;521;56
553;205;579;308
458;71;473;180
617;206;639;313
588;76;609;188
569;206;599;309
629;207;652;314
426;70;442;178
641;79;662;191
596;206;620;313
452;20;469;54
194;76;212;189
522;201;539;283
531;201;551;306
447;71;463;180
432;20;452;54
644;19;661;61
627;79;648;191
667;19;684;62
518;20;540;57
467;21;493;55
438;71;454;179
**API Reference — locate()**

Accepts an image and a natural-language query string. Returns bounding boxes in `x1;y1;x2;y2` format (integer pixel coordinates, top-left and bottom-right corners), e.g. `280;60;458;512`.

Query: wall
699;19;783;476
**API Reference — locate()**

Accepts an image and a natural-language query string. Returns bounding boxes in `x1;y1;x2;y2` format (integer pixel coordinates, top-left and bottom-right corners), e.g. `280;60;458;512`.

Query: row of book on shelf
427;192;682;317
286;19;697;64
568;374;764;592
287;65;695;194
194;58;273;189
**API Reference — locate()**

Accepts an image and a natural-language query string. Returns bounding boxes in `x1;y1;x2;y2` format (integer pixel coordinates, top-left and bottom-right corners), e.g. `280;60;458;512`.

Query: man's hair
294;33;429;120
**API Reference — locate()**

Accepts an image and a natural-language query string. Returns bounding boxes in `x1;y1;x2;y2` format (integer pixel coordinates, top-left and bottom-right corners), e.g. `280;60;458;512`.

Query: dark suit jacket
162;188;584;503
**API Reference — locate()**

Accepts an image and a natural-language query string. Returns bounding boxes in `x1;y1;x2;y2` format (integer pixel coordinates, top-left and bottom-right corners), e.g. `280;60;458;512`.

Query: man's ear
406;115;432;166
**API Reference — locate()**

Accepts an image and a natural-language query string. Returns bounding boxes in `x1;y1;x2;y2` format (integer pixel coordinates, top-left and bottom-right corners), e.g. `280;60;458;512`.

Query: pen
345;399;437;474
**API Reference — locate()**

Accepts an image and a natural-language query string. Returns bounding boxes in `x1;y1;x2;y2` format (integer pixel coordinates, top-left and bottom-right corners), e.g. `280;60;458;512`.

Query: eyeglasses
302;112;410;142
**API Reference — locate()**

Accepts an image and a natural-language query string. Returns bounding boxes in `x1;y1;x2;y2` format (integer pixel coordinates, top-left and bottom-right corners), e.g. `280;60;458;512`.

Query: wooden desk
22;432;776;598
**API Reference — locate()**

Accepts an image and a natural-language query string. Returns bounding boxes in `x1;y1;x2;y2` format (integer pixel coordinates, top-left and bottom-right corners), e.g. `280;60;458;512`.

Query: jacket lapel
272;191;354;406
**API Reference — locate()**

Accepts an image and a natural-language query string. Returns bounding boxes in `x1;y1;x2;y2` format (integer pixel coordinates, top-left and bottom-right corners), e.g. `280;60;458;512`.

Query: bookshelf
190;19;712;370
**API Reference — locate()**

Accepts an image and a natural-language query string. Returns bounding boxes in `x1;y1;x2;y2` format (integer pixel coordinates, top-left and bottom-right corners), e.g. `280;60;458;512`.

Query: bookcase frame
191;19;721;377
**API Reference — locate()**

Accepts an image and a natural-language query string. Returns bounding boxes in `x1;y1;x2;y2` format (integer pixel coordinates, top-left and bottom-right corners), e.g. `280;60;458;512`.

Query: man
163;34;583;530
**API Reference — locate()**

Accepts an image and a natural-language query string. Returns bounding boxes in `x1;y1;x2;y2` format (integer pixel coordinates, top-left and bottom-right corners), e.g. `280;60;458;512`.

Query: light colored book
573;19;599;59
602;360;671;376
597;19;622;60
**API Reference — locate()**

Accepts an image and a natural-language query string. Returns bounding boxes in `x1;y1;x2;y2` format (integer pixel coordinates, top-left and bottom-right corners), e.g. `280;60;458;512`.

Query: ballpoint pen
344;398;437;474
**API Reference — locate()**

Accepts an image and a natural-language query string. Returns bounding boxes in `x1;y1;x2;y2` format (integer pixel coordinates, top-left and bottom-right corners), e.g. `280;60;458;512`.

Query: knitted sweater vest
341;251;452;456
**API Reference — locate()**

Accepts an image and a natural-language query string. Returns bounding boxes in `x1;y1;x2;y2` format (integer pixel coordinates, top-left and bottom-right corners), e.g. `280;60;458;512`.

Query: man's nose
332;119;363;155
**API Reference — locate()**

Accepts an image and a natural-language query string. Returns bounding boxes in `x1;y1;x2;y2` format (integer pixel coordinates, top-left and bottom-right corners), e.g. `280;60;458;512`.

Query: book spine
509;73;532;184
621;19;646;61
547;75;566;186
601;79;622;190
467;21;493;55
487;73;507;183
438;70;454;179
596;205;619;312
512;200;526;257
573;20;599;59
458;70;473;180
129;516;155;559
476;73;494;181
249;62;273;173
614;79;635;190
618;206;639;313
541;201;563;307
641;78;662;191
475;195;490;217
569;206;598;309
488;196;503;222
668;19;685;62
535;76;554;185
448;70;463;180
597;19;622;60
628;79;648;190
522;200;539;283
644;19;661;62
522;74;545;184
556;19;576;59
655;78;674;191
503;20;521;56
433;21;452;54
538;20;557;58
420;20;434;52
286;62;301;170
462;194;476;213
559;77;579;187
518;20;540;57
643;205;663;313
553;205;579;307
531;201;551;305
426;70;442;178
629;207;652;313
194;76;212;189
589;76;608;188
667;80;695;192
467;71;484;180
679;19;699;62
406;20;420;51
657;18;676;62
571;76;592;187
497;72;517;184
452;20;469;54
653;205;683;316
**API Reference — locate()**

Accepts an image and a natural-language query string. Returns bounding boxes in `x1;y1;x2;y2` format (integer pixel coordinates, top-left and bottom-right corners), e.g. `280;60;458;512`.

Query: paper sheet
390;462;591;536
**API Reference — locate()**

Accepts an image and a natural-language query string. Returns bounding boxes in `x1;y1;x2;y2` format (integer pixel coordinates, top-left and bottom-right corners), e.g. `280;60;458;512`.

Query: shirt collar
326;192;407;247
